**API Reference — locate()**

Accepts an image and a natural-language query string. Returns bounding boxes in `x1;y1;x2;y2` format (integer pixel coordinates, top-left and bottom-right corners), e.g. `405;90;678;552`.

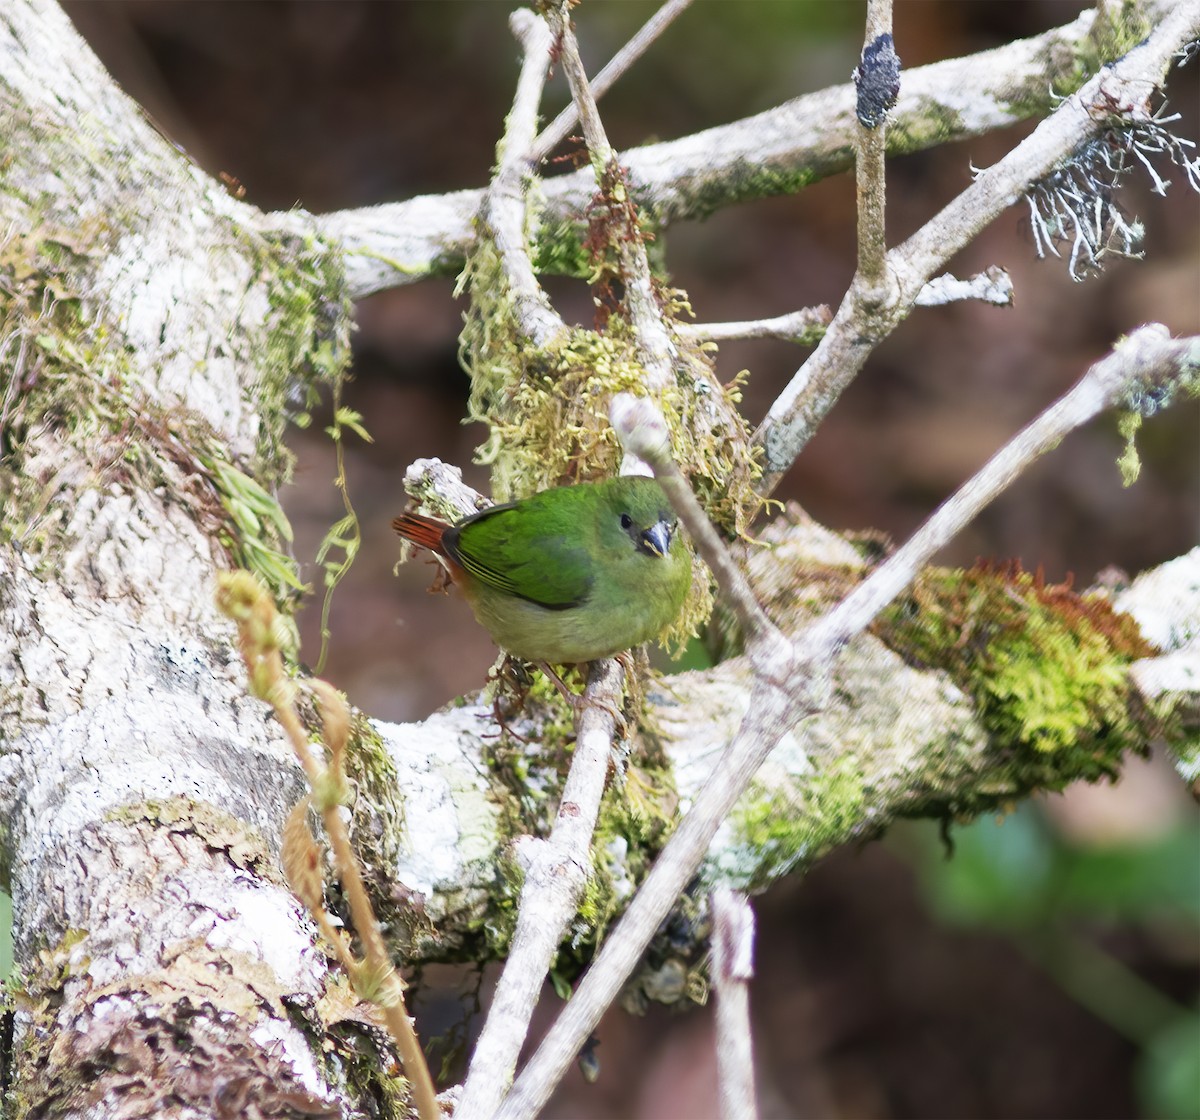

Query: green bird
392;477;691;665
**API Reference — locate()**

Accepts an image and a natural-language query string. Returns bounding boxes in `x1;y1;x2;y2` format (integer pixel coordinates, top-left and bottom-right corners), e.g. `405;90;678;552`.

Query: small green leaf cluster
208;454;306;645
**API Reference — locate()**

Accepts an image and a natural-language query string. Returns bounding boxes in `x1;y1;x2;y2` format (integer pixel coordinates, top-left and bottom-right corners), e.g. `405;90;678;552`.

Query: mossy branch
308;1;1185;298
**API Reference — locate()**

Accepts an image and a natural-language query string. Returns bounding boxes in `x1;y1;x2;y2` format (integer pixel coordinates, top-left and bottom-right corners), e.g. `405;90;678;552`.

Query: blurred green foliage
904;803;1200;1120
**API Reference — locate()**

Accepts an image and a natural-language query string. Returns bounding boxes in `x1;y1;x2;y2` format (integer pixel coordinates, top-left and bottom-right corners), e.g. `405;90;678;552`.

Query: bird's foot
537;661;627;735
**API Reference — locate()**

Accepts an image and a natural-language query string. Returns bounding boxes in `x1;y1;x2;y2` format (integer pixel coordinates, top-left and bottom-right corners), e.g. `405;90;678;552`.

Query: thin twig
610;394;783;663
497;669;810;1120
477;9;565;350
546;2;678;394
806;326;1198;652
853;0;897;291
915;267;1014;307
456;660;627;1120
402;457;488;521
458;12;689;1113
674;305;832;345
533;0;693;163
712;887;759;1120
495;326;1199;1120
311;1;1183;299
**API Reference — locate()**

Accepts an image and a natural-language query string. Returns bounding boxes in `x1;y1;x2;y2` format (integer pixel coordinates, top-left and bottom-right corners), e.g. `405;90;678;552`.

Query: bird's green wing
449;498;593;610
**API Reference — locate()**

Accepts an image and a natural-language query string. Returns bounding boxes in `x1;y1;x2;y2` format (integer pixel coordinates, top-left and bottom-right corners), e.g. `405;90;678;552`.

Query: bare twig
402;457;488;522
456;658;627;1120
533;0;693;163
754;2;1200;493
496;326;1199;1119
853;0;897;291
439;20;637;1109
915;267;1014;307
457;13;692;1112
305;2;1188;298
496;667;812;1120
712;887;759;1120
476;9;565;350
610;394;781;660
674;305;832;345
805;326;1199;652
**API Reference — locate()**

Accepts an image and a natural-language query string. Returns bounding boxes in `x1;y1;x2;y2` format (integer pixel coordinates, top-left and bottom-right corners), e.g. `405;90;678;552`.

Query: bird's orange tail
392;510;451;554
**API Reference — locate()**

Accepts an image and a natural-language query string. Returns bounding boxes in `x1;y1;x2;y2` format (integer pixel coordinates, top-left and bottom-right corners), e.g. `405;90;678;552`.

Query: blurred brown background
62;3;1198;1117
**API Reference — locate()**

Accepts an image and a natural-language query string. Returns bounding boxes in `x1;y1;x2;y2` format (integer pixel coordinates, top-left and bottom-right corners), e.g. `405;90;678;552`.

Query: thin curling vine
216;570;440;1120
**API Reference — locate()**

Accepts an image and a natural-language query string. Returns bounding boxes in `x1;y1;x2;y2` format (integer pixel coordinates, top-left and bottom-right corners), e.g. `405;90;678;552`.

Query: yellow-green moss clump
876;561;1156;787
0;226;132;553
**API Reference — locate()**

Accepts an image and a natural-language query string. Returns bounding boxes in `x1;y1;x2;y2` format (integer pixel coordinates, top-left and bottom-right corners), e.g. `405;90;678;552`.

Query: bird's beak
640;520;673;558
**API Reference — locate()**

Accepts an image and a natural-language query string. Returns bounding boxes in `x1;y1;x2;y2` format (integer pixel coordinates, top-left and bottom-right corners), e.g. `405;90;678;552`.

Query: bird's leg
537;661;627;735
536;661;582;705
485;656;536;741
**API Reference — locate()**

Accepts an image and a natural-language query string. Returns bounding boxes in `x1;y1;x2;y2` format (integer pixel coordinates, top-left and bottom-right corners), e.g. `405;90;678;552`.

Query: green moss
0;225;134;550
1168;728;1200;785
876;562;1156;793
4;928;92;1118
886;100;968;154
471;677;683;975
531;218;594;279
457;157;770;654
249;229;353;483
0;220;352;632
468;688;580;958
1117;410;1144;485
728;755;869;889
676;158;823;223
1116;339;1200;488
338;711;409;916
200;229;353;632
1146;690;1200;785
575;753;678;950
1053;0;1152;99
458;282;758;651
472;847;524;960
317;1008;413;1120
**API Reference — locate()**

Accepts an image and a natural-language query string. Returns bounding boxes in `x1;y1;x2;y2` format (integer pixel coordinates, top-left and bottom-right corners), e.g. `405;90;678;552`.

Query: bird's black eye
620;513;633;530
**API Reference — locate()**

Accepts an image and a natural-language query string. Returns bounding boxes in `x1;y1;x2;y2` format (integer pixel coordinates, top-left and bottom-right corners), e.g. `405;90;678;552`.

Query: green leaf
549;969;572;1002
334;407;374;443
1136;1013;1200;1120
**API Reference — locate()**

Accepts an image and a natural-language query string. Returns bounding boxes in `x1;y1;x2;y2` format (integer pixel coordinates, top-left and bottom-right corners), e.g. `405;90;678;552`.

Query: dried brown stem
217;572;440;1120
